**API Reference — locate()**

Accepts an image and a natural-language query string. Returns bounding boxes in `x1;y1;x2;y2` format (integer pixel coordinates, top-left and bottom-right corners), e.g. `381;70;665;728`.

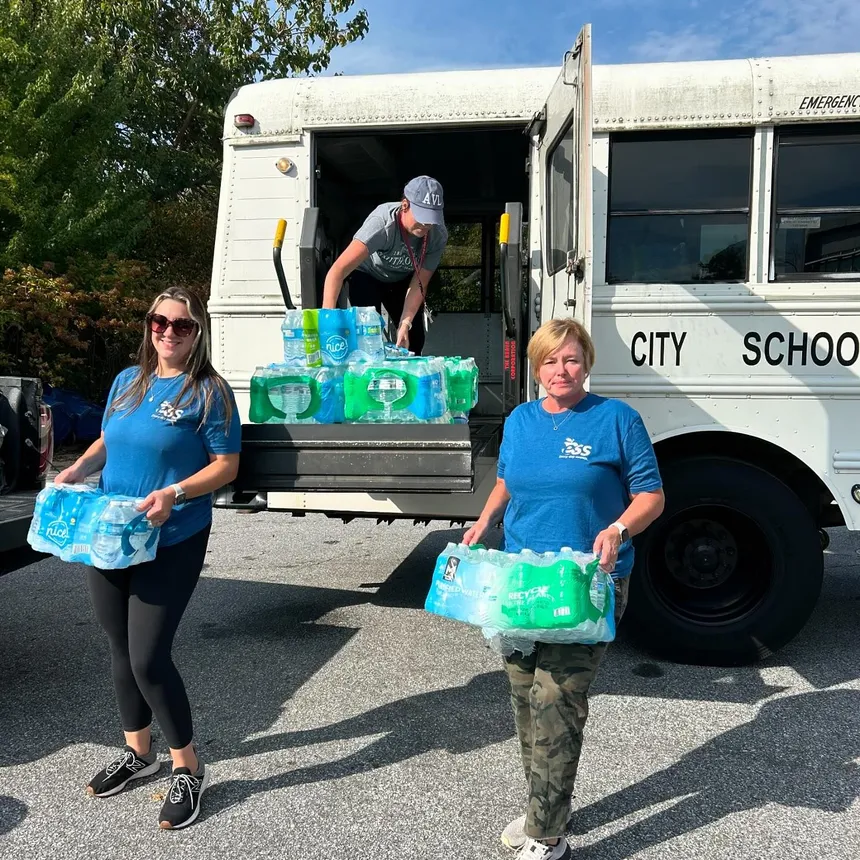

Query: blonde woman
464;318;665;860
55;287;240;829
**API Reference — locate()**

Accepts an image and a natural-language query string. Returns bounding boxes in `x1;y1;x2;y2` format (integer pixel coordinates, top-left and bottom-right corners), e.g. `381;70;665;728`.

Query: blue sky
330;0;860;75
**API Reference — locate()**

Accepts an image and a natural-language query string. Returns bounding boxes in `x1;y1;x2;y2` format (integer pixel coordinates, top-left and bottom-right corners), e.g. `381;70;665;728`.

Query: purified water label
368;375;406;404
590;574;607;613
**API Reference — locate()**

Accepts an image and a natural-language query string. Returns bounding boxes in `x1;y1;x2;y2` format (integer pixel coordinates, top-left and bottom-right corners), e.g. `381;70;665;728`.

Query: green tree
0;0;368;267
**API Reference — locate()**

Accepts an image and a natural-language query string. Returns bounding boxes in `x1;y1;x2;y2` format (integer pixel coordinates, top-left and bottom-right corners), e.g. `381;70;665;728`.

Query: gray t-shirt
354;203;448;283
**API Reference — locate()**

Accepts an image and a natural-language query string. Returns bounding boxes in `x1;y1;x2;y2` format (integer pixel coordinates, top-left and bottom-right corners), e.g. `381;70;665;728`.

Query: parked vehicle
208;25;860;664
1;376;54;563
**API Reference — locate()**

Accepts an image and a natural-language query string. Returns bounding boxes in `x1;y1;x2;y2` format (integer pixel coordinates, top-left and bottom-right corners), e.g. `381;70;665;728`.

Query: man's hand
396;321;411;349
137;488;177;527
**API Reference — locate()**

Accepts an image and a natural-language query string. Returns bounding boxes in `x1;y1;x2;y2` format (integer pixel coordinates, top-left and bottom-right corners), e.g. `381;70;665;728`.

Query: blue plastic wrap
28;484;160;569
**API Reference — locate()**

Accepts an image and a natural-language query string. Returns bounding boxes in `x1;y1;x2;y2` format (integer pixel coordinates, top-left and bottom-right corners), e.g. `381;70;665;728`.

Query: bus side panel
589;302;860;530
209;139;311;420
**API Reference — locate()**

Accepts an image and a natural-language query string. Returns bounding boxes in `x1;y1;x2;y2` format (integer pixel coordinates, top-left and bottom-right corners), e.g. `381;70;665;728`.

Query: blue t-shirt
498;394;662;578
100;368;241;547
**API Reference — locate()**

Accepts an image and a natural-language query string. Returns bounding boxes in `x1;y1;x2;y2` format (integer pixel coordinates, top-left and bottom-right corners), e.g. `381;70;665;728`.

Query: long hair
109;286;234;431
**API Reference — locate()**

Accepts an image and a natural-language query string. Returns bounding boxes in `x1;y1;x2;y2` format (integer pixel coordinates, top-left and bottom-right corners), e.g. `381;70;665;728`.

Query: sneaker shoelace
168;773;200;805
520;840;557;860
105;750;138;777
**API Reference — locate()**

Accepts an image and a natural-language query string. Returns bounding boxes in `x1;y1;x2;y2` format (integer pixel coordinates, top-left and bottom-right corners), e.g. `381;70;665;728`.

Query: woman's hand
54;462;89;485
137;488;176;527
395;321;411;349
463;519;489;546
593;526;623;573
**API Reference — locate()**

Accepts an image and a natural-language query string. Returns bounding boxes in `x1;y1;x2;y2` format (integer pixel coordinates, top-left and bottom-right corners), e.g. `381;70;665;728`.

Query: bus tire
627;456;823;666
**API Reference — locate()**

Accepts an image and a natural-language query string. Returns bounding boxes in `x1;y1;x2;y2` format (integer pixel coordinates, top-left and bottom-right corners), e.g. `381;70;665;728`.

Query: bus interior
306;124;532;439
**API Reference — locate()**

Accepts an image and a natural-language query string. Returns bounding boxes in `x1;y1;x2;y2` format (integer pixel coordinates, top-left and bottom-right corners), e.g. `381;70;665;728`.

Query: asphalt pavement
1;511;858;860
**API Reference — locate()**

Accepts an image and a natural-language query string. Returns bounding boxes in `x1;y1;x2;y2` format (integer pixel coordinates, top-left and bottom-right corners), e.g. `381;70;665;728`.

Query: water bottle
314;366;346;424
351;306;385;363
250;364;343;424
383;344;413;360
28;484;97;557
281;310;306;365
270;373;314;422
315;309;353;366
425;542;498;625
90;498;129;568
345;362;411;423
301;309;322;368
444;357;479;420
410;357;450;424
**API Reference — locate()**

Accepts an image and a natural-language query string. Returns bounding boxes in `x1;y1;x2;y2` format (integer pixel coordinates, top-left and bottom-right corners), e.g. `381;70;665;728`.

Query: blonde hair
527;318;596;379
109;286;234;430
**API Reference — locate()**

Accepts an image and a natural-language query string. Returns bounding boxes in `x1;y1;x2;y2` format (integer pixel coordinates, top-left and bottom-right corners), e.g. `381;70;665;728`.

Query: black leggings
348;269;426;355
87;525;210;750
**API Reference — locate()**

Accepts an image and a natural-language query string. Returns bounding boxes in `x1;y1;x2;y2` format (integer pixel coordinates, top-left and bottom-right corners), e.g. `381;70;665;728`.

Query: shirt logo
152;400;184;424
377;249;413;271
560;437;592;461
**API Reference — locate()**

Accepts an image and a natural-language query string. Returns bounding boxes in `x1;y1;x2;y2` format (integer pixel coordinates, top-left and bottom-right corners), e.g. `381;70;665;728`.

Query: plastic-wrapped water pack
424;542;616;654
27;484;160;569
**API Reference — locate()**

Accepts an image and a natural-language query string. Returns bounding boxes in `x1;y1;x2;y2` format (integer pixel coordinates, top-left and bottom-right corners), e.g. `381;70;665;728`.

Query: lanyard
397;211;429;297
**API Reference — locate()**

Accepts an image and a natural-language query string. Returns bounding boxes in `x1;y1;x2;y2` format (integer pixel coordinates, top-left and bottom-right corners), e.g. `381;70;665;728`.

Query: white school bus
209;24;860;665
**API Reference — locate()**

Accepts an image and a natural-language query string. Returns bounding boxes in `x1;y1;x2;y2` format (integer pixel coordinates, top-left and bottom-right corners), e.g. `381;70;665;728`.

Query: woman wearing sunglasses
321;175;448;355
54;286;241;829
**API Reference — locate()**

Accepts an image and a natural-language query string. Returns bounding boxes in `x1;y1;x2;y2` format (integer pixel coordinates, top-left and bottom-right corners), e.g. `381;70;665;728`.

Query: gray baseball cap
404;176;445;226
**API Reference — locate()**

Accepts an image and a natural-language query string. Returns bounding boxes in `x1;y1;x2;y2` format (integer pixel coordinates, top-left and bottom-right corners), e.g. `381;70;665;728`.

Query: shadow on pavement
200;670;513;821
568;688;860;858
0;795;28;836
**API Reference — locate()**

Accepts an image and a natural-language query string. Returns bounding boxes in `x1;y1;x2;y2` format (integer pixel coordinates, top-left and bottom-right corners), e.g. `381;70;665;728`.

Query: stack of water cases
248;306;480;425
424;542;617;648
27;484;160;569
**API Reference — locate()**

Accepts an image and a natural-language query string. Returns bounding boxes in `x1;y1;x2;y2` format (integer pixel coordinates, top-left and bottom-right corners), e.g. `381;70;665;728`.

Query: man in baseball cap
322;176;448;353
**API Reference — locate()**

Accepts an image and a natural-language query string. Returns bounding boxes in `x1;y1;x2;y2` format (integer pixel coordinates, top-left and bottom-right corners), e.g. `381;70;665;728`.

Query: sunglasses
146;313;198;338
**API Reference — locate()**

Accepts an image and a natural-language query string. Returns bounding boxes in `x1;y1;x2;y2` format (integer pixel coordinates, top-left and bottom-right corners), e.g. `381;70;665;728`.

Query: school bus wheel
627;456;823;667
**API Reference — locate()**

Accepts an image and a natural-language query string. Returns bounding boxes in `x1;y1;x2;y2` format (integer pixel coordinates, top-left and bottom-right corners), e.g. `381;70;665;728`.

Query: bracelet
399;318;412;330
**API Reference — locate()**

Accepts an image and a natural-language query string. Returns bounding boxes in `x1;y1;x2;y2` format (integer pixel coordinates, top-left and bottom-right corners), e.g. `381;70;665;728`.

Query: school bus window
606;131;753;284
772;124;860;279
546;119;574;276
426;222;484;314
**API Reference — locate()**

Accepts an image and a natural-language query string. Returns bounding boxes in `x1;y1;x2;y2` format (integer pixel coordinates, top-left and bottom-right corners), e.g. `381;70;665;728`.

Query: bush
0;258;154;403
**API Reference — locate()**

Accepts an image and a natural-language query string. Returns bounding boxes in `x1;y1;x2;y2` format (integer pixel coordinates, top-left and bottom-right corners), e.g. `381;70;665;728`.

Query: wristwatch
610;521;630;543
170;483;187;505
399;318;413;330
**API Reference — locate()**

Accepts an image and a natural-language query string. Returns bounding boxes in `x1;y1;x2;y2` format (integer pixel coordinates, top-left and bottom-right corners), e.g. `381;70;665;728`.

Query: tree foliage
0;0;368;267
0;260;154;401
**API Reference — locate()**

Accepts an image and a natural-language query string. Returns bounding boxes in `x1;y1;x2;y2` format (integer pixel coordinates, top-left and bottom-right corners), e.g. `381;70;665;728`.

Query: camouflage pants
503;576;630;839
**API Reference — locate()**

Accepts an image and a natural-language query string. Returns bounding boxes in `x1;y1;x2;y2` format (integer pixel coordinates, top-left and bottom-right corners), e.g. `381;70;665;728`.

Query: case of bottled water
425;543;616;653
249;364;345;424
344;357;451;424
28;484;160;569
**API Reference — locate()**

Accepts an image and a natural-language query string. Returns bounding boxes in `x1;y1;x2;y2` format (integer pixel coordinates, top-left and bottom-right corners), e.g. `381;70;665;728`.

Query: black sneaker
87;745;161;797
158;765;209;830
